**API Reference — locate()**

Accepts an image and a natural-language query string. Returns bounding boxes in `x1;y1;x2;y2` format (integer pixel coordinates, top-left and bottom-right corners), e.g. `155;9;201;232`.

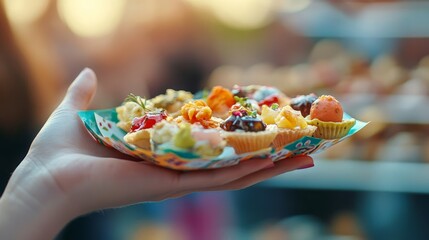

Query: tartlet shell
306;118;356;139
221;130;277;155
272;125;317;149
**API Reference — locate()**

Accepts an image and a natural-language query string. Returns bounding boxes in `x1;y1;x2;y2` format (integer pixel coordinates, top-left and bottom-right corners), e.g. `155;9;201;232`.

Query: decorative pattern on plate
78;109;368;170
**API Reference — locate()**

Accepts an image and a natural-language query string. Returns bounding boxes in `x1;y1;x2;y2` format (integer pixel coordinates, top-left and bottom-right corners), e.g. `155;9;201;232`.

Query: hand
0;68;313;240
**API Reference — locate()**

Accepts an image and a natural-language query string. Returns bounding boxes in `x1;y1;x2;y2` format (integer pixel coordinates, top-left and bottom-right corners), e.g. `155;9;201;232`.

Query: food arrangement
78;85;367;170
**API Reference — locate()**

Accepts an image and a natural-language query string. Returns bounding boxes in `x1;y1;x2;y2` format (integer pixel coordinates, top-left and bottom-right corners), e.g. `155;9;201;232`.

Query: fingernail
298;163;314;170
77;67;95;79
78;68;90;77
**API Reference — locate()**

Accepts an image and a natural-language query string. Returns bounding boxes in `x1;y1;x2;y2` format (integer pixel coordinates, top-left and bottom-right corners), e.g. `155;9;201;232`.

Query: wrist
0;158;79;240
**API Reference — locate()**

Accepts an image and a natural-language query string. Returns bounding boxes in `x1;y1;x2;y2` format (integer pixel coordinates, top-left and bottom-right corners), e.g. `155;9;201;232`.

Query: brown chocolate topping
290;93;317;117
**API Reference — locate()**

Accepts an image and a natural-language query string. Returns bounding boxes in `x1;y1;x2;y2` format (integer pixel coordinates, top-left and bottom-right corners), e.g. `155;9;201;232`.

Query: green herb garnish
271;103;279;110
247;110;257;118
125;93;151;111
234;96;251;108
233;96;258;117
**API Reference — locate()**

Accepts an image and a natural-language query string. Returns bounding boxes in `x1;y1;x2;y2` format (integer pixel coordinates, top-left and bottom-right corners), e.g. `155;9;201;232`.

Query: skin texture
0;68;313;240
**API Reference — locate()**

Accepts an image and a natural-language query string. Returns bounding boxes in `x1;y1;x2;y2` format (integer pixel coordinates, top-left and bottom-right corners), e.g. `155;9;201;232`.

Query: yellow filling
275;106;308;129
260;105;279;124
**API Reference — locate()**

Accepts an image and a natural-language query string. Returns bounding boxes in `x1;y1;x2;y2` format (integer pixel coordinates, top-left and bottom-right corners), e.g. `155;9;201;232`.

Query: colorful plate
78;109;368;170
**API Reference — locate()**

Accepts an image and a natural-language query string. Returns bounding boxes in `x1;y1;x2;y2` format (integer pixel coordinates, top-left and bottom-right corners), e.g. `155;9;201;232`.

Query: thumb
60;68;97;111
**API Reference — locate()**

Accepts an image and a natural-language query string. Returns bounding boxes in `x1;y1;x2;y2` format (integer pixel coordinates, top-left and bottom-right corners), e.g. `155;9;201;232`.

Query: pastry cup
272;125;317;149
306;118;356;139
221;130;277;154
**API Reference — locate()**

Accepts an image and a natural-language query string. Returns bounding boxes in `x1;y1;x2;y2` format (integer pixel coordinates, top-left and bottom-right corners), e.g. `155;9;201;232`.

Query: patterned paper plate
78;109;368;170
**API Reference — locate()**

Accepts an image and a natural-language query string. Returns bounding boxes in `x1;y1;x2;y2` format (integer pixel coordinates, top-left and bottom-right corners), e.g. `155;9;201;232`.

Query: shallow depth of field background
1;0;429;239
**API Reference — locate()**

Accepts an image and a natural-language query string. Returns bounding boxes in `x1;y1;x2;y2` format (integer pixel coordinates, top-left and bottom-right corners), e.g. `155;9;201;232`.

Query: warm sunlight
57;0;126;38
3;0;50;25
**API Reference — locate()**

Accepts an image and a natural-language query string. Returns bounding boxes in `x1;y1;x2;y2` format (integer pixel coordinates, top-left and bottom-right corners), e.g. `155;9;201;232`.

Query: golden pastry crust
306;118;355;139
123;129;151;150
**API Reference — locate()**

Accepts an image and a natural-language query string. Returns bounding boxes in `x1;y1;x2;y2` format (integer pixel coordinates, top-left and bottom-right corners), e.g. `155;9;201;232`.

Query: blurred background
1;0;429;239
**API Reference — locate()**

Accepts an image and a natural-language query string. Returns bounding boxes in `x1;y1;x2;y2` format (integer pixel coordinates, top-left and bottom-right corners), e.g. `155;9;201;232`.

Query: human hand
0;68;313;240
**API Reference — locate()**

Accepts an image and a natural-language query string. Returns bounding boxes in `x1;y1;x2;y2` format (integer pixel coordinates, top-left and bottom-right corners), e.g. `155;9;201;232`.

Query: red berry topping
232;110;248;117
258;95;279;107
130;111;167;132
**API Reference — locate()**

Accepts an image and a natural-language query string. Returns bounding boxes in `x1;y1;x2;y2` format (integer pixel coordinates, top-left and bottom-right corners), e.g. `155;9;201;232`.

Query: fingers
171;156;313;198
74;156;311;212
82;158;273;209
175;158;274;192
60;68;97;111
205;155;313;191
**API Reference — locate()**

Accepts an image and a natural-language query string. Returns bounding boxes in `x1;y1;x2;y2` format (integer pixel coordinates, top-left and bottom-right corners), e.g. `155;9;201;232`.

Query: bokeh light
3;0;50;25
185;0;277;30
211;0;276;29
57;0;126;38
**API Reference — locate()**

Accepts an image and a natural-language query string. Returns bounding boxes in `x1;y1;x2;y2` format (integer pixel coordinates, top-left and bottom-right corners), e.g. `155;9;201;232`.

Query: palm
31;105;182;210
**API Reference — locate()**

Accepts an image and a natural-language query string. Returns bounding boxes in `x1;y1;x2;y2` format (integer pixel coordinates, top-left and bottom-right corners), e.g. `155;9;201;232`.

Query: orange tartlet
174;100;221;129
306;95;355;139
206;86;236;119
310;95;343;122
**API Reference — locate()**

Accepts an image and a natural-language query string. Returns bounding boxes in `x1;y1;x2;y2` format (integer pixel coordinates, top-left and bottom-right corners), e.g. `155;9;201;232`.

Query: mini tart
220;113;277;154
175;100;221;129
232;85;290;107
252;86;290;107
306;95;355;139
271;106;317;149
116;94;155;132
151;120;179;145
116;101;146;132
306;118;355;139
206;86;236;119
191;127;226;157
123;111;168;150
222;130;277;155
309;95;343;122
150;89;193;117
124;129;151;150
272;126;317;149
289;93;317;117
152;121;225;158
260;105;280;124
